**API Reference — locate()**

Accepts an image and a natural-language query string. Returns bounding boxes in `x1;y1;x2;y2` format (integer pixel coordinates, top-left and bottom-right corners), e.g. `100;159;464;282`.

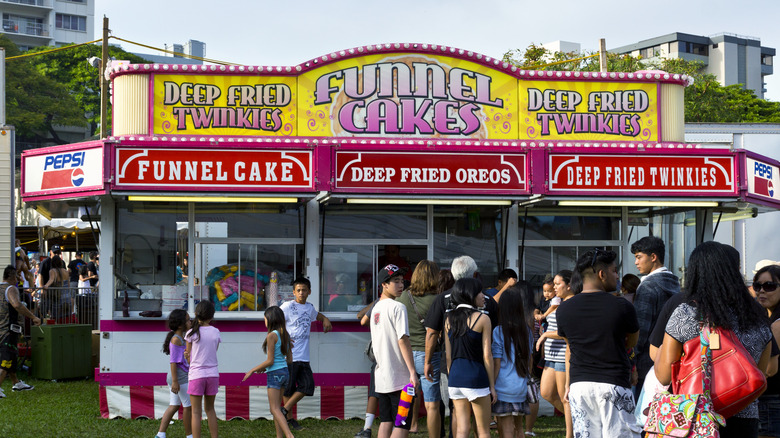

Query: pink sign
335;151;527;193
115;148;313;190
548;154;735;194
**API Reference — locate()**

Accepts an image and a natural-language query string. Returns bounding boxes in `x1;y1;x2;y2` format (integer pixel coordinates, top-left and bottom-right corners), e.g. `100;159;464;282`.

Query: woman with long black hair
655;242;775;438
754;264;780;438
444;277;495;438
492;283;533;438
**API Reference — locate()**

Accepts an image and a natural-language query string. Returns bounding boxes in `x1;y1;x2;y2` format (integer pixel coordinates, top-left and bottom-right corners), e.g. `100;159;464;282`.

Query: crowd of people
146;237;779;438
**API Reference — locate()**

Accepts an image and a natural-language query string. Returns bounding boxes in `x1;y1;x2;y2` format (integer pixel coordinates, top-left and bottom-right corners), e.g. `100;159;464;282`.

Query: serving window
114;201;304;317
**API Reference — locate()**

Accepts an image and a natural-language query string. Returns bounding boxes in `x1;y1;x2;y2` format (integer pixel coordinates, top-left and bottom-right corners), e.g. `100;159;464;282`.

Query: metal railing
27;285;98;330
2;0;51;6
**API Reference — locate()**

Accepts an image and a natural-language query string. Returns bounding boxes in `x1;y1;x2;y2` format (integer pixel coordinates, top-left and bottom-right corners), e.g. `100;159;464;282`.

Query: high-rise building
0;0;95;51
612;32;775;99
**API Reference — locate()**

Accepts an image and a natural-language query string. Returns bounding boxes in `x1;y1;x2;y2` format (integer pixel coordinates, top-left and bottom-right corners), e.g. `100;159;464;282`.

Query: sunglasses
754;282;779;292
590;248;610;269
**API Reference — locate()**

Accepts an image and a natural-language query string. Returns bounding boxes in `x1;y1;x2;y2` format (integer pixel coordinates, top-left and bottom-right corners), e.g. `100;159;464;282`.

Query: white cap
753;259;780;274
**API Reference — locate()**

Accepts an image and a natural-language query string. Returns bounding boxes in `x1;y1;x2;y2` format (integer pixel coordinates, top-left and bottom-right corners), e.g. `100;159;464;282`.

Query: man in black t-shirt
67;252;85;291
37;245;62;289
557;249;641;437
87;252;99;287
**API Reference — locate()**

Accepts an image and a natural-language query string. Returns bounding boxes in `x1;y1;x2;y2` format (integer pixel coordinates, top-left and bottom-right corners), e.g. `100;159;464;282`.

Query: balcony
2;19;49;37
1;0;52;7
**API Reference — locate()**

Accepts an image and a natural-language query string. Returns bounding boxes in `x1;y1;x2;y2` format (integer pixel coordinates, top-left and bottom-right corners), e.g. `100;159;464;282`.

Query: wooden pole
599;38;608;73
99;16;109;139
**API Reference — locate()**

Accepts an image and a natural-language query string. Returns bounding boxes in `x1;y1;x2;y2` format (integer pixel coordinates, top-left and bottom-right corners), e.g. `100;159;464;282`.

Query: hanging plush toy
394;383;415;427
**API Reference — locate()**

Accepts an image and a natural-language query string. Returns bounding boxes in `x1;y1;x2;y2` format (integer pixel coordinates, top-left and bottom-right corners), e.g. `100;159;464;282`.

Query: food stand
20;43;780;419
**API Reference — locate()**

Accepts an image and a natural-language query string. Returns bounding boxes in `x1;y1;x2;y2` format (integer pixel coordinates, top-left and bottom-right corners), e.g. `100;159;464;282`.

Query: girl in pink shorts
185;300;221;438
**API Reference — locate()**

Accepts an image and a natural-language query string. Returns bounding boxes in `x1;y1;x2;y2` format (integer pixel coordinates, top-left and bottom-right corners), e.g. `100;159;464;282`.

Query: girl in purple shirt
185;300;221;438
156;309;191;438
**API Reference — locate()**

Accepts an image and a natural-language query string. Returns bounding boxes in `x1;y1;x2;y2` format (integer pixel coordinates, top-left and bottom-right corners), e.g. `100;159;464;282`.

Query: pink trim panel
99;319;367;333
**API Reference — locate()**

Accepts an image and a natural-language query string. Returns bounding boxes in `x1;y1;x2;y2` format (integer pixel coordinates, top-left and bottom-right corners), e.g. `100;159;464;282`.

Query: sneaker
287;419;304;431
0;388;5;398
12;381;33;391
525;432;537;437
354;429;371;438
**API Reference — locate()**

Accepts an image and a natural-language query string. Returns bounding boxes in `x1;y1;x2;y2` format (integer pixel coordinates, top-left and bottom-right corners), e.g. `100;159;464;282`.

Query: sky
96;0;780;100
94;0;780;268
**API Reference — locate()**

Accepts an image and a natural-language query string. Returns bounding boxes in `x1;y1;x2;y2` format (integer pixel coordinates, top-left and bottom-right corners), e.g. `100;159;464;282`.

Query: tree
3;36;149;145
2;35;85;144
25;41;148;141
503;44;780;123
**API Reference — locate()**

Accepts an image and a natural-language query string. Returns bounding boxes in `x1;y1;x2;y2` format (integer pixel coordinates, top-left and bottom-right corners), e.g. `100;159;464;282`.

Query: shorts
413;350;442;402
284;361;315;397
368;363;378;398
492;400;531;417
266;368;290;390
187;377;219;396
568;381;641;437
759;394;780;437
448;386;490;402
169;382;192;407
377;390;415;430
544;360;566;372
0;342;18;372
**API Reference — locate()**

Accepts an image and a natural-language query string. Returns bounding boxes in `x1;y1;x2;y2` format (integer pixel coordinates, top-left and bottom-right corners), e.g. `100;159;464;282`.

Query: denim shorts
413;350;442;402
544;360;565;372
266;368;290;390
759;394;780;437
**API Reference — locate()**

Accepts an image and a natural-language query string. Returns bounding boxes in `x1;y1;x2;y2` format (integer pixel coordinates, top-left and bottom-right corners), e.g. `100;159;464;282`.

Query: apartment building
612;32;775;99
0;0;95;51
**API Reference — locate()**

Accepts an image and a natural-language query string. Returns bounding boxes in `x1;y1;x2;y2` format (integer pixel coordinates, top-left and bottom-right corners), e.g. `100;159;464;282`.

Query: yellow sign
518;81;659;141
153;75;298;136
297;53;518;139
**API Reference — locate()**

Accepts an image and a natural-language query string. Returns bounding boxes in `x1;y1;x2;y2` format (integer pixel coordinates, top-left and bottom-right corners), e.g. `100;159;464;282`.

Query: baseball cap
377;264;408;284
51;245;62;254
753;259;780;274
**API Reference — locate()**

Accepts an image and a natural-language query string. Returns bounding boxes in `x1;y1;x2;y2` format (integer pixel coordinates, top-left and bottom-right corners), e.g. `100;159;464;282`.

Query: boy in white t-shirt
370;264;419;438
279;277;332;431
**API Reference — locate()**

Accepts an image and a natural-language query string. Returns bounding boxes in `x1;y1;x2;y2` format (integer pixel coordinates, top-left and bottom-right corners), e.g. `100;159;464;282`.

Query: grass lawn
0;374;567;437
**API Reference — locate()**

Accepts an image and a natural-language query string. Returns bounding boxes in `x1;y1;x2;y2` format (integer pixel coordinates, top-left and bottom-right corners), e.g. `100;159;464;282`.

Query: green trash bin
31;324;93;380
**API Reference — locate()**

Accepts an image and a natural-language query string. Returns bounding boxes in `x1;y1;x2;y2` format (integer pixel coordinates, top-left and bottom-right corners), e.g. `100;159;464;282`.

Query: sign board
548;154;735;195
22;146;104;197
335;151;527;194
298;53;518;139
115;148;313;190
747;157;778;201
124;45;684;142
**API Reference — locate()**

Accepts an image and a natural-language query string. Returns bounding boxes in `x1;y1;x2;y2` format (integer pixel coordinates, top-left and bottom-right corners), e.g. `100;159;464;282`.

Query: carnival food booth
20;43;780;420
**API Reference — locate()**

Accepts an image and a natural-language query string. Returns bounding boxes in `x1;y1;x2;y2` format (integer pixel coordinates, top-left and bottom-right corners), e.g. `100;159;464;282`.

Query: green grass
0;374;567;437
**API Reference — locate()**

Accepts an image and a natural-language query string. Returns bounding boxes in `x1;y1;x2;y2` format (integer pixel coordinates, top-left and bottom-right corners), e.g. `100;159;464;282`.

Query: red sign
335;151;526;193
115;148;313;189
548;154;735;194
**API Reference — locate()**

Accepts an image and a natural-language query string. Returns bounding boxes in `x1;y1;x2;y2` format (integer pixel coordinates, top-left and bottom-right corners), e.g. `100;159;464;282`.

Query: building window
639;45;662;59
680;42;708;56
762;54;773;66
55;13;86;32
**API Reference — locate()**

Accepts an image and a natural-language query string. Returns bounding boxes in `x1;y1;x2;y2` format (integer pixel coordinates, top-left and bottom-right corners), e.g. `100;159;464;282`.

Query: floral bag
644;327;726;438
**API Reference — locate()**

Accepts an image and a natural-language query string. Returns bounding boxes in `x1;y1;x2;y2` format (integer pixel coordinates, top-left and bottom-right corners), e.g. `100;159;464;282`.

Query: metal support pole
99;16;109;139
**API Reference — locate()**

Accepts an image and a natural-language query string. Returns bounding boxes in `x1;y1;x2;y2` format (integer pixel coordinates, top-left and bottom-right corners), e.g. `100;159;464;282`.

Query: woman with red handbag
755;264;780;438
655;241;775;437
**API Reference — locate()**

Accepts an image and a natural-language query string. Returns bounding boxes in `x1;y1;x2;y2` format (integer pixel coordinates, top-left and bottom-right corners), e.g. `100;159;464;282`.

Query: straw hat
753;259;780;274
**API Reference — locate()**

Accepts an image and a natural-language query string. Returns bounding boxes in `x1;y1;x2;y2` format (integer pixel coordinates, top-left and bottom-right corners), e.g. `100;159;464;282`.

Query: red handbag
671;326;767;419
